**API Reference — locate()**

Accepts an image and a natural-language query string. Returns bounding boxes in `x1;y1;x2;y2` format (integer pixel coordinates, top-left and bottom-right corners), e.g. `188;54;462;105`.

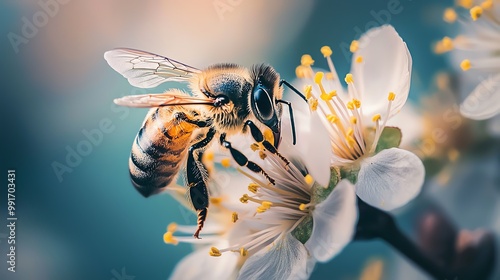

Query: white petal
282;111;331;187
357;148;424;211
487;114;500;137
237;234;311;280
305;179;357;262
170;243;239;280
460;73;500;120
352;25;412;119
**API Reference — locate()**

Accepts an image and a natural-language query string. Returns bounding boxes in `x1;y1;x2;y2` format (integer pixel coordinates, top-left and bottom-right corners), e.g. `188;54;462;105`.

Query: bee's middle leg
243;120;290;166
220;133;275;185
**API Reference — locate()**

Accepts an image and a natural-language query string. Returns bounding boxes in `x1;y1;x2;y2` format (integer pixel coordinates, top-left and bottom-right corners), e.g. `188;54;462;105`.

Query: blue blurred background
2;0;499;279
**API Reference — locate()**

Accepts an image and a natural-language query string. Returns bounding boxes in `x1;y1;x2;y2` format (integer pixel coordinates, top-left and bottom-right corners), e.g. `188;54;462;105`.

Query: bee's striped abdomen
129;108;197;197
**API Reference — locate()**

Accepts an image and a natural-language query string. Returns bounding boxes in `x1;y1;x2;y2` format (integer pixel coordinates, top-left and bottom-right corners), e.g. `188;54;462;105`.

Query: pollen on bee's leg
209;247;222;257
163;231;178;245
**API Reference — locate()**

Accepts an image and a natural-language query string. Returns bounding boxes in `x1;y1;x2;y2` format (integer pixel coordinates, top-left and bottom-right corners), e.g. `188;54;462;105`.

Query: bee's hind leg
220;133;276;185
243;120;290;166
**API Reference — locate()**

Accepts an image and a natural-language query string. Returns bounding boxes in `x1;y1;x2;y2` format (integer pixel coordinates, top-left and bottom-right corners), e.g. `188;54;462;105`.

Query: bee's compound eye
253;87;274;120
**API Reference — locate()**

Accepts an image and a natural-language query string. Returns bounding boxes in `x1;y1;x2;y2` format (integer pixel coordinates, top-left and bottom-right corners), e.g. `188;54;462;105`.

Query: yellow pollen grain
232;212;239;223
470;6;483;20
163;232;178;245
457;0;474;9
327;114;339;123
301;54;315;66
350;116;358;124
309;98;318;111
240;248;248;257
210;197;223;206
372;114;381;122
240;194;249;204
299;203;308;211
304;174;314;185
443;8;457;23
460;59;471;71
314;72;324;84
304;85;313;99
388;92;396;101
481;0;493;10
248;183;259;193
321;46;333;57
326;72;335;80
355;56;363;63
209;247;221;257
295;65;306;78
350;40;359;53
221;158;231;168
345;73;354;84
167;222;177;233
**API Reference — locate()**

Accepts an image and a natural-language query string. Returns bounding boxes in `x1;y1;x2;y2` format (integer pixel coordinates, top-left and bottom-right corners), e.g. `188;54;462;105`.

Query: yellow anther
314;72;324;84
248;183;259;193
481;0;493;9
442;37;454;50
350;116;358;124
304;85;313;99
250;143;260;151
460;59;471;71
326;72;335;80
240;248;248;257
329;90;337;98
388;92;396;101
443;8;457;23
304;174;314;185
355;56;363;63
345;73;354;84
457;0;473;9
256;205;269;213
346;135;356;147
261;201;273;208
308;98;318;111
350;40;359;53
263;129;274;143
204;151;214;161
295;65;307;78
470;6;483;20
240;194;249;204
346;128;354;137
353;98;361;108
320;46;333;57
167;223;177;233
232;212;239;223
221;158;231;168
327;114;339;123
210;197;223;206
301;54;315;66
209;247;221;257
372;114;381;122
163;232;178;245
347;101;355;110
299;203;308;211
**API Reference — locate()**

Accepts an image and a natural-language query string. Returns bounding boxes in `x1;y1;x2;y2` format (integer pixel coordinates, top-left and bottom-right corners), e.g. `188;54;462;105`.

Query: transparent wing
104;48;202;88
114;91;214;108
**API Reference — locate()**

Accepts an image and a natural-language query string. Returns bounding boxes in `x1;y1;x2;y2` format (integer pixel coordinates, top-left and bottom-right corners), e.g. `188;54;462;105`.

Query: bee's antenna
277;99;297;145
279;80;307;102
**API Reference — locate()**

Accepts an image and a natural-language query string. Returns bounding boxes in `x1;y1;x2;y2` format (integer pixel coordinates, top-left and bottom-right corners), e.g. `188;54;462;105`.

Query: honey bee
104;48;306;238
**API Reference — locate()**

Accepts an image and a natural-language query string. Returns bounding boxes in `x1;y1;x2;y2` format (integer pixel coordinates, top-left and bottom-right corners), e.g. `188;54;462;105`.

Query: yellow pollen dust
167;222;177;233
326;72;335;80
304;85;313;99
210;197;223;206
443;8;457;23
309;98;318;111
460;59;471;71
314;72;324;84
295;65;307;78
304;174;314;185
299;203;308;211
248;183;259;193
321;46;333;57
221;158;231;168
350;40;359;53
203;151;214;162
388;92;396;101
209;247;221;257
263;129;274;143
470;6;483;20
232;212;239;223
240;248;248;257
350;116;358;124
355;56;363;63
345;73;354;84
481;0;493;10
301;54;315;66
163;232;178;245
372;114;381;122
240;194;249;203
327;114;339;123
457;0;474;9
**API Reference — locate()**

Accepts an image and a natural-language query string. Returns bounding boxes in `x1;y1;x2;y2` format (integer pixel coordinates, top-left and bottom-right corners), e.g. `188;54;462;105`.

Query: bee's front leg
243;120;290;166
220;133;276;185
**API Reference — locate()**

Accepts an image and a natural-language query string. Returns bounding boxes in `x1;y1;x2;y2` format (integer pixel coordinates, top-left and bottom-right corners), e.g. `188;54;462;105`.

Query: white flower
208;114;358;280
436;0;500;120
294;25;425;211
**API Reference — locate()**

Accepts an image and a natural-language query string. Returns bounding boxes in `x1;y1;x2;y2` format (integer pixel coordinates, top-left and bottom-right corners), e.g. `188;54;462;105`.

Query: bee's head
250;64;283;147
